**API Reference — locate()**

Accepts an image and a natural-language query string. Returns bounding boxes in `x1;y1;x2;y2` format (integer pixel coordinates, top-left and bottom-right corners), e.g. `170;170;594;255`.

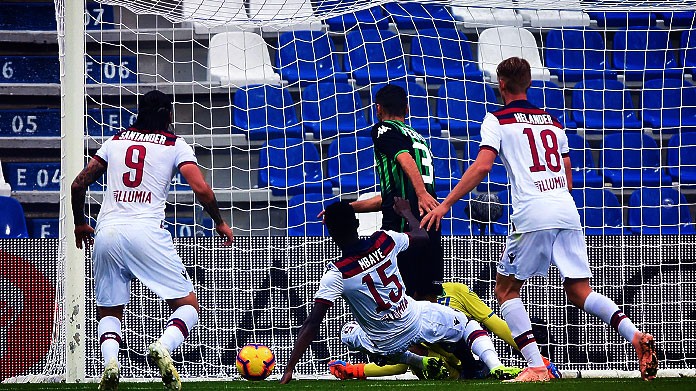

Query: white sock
500;298;545;368
583;291;639;343
159;305;199;353
464;320;502;370
395;351;426;369
98;316;122;366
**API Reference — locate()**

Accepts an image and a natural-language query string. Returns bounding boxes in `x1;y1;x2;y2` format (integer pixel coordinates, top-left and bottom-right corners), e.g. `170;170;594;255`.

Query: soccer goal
5;0;696;384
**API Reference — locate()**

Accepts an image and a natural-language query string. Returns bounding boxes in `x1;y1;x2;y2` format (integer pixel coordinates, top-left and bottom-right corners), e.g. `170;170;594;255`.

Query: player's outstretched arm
179;163;233;245
280;301;331;384
317;194;382;221
421;149;497;231
393;197;429;247
71;158;107;249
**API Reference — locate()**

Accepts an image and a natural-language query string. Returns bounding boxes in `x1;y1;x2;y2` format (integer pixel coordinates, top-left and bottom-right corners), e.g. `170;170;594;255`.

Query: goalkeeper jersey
436;282;495;323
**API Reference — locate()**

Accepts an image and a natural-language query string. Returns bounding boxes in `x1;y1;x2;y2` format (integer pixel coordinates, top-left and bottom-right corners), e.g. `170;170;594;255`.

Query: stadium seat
233;84;303;140
3;162;61;191
436;81;498;137
477;27;551;82
436;191;473;236
410;28;484;84
85;55;138;84
208;32;280;87
462;138;508;192
566;134;604;188
370;81;441;137
86;108;137;136
321;4;389;31
161;217;214;238
0;109;60;137
182;0;248;33
571;80;642;132
248;0;321;31
527;80;576;130
301;82;370;139
587;12;656;27
276;31;347;85
287;193;337;236
28;218;59;238
383;2;456;30
681;29;696;75
642;78;696;132
612;28;682;82
571;189;624;235
667;133;696;186
450;7;523;28
429;137;462;193
516;1;590;28
0;56;59;84
258;138;332;196
0;196;28;238
0;2;113;31
0;159;11;196
628;188;695;234
326;136;377;193
657;11;695;27
355;192;382;236
601;133;672;188
344;29;411;85
545;29;617;83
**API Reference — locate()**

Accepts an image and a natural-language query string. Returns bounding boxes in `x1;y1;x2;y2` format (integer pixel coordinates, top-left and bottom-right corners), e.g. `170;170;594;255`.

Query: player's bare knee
563;278;592;308
97;305;124;321
167;292;200;313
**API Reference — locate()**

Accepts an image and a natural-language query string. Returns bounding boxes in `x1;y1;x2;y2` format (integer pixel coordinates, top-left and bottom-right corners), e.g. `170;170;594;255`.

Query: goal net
7;0;696;383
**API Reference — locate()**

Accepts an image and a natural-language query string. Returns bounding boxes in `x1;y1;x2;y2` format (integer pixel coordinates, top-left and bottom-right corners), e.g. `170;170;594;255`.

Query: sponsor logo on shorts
508;253;516;264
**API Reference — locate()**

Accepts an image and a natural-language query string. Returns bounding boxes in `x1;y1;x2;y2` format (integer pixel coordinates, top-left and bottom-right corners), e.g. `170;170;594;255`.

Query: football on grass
236;343;276;380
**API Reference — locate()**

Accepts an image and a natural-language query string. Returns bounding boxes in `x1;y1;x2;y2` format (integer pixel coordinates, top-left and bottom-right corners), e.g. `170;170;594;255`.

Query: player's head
323;201;359;248
132;90;173;132
375;84;408;120
496;57;532;103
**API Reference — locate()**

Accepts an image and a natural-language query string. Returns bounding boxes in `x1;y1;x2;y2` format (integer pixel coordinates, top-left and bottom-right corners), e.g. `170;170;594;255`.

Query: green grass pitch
1;378;695;391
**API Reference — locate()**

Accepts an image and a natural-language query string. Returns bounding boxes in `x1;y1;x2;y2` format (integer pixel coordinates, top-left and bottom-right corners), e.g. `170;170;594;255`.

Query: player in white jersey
280;198;513;384
71;90;234;391
421;57;658;382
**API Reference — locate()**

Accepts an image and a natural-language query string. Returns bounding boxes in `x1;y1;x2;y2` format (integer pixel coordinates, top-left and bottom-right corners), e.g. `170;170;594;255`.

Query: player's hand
74;223;94;249
392;197;411;217
279;371;293;384
417;192;440;217
421;204;449;231
215;222;234;246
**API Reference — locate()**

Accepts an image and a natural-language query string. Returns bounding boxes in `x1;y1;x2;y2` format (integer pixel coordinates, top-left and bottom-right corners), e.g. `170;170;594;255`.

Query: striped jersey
372;120;436;231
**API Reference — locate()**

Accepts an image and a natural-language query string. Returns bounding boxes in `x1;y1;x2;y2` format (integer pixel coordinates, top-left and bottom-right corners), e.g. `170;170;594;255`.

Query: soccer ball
236;343;276;380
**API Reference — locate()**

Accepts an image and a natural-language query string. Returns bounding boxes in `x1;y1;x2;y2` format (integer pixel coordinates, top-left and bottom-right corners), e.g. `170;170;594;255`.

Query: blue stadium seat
527;80;576;130
436;81;498;137
657;11;695;27
301;82;370;139
587;12;656;27
567;134;604;188
0;2;113;31
0;196;28;238
601;133;672;188
571;189;624;235
628;188;695;234
545;29;617;83
667;133;696;186
28;218;58;238
463;137;508;192
681;29;696;75
326;136;377;193
276;31;347;85
0;109;60;137
370;81;440;137
85;55;138;84
234;84;303;140
613;28;682;82
429;137;462;193
571;80;641;132
86;108;137;136
0;56;59;83
344;29;411;85
320;4;389;31
410;28;483;84
161;217;214;238
287;193;337;236
642;79;696;132
3;162;61;191
258;138;331;196
436;191;473;236
383;2;456;30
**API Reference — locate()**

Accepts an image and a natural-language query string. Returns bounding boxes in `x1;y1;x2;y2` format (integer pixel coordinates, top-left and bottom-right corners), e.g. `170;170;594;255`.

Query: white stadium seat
356;192;382;236
451;7;523;28
477;27;551;82
0;158;12;196
517;1;590;27
248;0;322;32
182;0;249;34
208;32;281;87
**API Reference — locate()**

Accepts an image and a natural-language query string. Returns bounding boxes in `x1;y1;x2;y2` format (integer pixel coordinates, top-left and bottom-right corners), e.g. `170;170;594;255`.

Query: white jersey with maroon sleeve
93;128;197;229
479;100;581;233
314;230;423;355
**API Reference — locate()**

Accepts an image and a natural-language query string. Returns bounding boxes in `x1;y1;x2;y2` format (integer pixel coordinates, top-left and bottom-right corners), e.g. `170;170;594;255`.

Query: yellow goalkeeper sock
363;363;408;377
483;314;518;350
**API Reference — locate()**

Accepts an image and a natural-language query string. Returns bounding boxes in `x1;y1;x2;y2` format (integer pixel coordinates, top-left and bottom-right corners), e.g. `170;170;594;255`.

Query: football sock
500;298;545;368
159;305;199;353
396;351;426;370
464;320;502;370
482;314;518;350
98;316;122;366
364;363;406;377
583;291;639;343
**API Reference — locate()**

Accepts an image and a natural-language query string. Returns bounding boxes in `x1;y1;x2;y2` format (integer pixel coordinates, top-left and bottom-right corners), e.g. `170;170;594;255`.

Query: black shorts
397;228;444;297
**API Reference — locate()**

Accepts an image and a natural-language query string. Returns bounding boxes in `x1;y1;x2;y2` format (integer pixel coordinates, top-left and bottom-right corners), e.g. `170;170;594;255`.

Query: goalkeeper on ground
328;281;561;380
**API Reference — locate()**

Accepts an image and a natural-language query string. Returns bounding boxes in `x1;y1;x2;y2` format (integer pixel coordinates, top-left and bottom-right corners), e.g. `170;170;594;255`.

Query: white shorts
92;224;194;307
497;228;592;282
340;301;468;356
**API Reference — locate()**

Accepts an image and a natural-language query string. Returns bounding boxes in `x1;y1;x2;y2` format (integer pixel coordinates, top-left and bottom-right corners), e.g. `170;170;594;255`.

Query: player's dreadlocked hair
324;201;359;247
496;57;532;95
375;84;408;117
132;90;173;132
